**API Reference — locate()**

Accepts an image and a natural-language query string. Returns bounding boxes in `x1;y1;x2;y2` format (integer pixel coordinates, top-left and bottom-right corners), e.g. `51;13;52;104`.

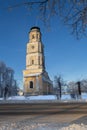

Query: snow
0;98;3;100
0;93;87;101
8;96;26;100
82;93;87;100
61;94;71;100
0;122;87;130
7;95;57;100
60;124;87;130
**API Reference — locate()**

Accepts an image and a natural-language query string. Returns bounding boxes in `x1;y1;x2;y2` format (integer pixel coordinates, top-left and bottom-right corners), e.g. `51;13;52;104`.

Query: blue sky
0;1;87;87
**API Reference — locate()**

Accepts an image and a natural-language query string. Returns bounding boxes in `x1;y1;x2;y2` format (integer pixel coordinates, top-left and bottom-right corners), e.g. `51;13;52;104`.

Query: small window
30;81;33;88
32;34;35;39
32;60;34;64
36;34;38;39
31;46;34;49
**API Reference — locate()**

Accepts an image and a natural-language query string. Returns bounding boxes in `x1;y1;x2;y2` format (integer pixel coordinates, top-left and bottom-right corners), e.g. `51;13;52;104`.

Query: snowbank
61;94;71;100
60;123;87;130
7;95;57;101
0;122;87;130
0;93;87;101
0;98;3;100
82;93;87;100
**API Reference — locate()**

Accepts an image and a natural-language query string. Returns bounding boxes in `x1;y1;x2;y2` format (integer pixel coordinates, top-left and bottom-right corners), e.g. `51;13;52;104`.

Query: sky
0;1;87;87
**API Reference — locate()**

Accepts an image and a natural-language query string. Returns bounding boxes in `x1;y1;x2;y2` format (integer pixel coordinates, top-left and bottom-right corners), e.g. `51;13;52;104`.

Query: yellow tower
23;27;53;95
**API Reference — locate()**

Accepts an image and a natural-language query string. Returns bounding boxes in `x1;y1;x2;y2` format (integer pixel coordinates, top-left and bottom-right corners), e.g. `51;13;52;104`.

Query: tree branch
7;0;49;9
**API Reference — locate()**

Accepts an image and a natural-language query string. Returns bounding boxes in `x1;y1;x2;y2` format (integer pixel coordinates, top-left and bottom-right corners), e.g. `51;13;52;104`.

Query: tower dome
30;26;40;31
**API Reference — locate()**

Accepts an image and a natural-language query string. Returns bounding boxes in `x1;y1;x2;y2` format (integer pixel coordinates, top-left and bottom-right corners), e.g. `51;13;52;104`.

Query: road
0;113;87;124
0;101;87;114
0;102;87;129
0;113;87;130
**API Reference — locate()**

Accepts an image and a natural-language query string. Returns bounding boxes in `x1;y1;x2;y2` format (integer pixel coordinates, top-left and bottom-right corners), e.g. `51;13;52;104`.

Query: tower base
23;72;53;96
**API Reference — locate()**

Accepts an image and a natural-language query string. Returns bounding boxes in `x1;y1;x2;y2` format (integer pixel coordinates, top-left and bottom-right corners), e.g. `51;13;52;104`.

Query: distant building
23;27;53;95
0;61;17;97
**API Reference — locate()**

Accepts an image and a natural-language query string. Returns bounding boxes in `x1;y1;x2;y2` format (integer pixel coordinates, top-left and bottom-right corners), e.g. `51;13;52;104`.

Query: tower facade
23;27;53;95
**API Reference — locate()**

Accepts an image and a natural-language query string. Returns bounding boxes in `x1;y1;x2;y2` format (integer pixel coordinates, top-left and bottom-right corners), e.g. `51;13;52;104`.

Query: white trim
24;73;41;77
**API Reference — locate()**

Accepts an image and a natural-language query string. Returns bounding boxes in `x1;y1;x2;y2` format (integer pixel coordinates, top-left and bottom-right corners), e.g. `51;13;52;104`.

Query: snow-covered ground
0;121;87;130
0;93;87;101
0;95;57;101
81;93;87;99
9;93;87;101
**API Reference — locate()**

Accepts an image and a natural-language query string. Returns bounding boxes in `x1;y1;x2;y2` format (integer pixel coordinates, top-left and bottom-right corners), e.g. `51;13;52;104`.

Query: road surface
0;102;87;129
0;101;87;114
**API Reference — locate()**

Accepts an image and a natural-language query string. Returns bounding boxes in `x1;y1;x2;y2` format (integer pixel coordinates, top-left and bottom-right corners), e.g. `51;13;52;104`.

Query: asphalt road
0;102;87;114
1;102;87;129
0;113;87;126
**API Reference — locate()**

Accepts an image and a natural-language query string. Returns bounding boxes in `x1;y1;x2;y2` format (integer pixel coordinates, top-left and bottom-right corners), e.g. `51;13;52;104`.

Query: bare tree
2;0;87;38
68;81;77;99
54;75;63;99
76;81;82;98
0;61;17;97
68;79;87;99
81;79;87;92
58;0;87;39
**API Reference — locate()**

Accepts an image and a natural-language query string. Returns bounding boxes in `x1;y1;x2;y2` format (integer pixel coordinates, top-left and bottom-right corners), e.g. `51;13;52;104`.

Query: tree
54;75;63;99
0;61;17;97
76;81;82;98
4;0;87;38
68;81;77;99
68;79;87;99
81;79;87;92
57;0;87;39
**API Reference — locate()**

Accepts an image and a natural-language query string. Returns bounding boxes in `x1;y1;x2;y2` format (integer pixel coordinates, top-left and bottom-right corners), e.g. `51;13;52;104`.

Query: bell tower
23;27;52;95
26;27;45;72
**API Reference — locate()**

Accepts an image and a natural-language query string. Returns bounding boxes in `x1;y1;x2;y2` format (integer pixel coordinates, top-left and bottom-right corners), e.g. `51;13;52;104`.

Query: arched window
30;81;33;88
